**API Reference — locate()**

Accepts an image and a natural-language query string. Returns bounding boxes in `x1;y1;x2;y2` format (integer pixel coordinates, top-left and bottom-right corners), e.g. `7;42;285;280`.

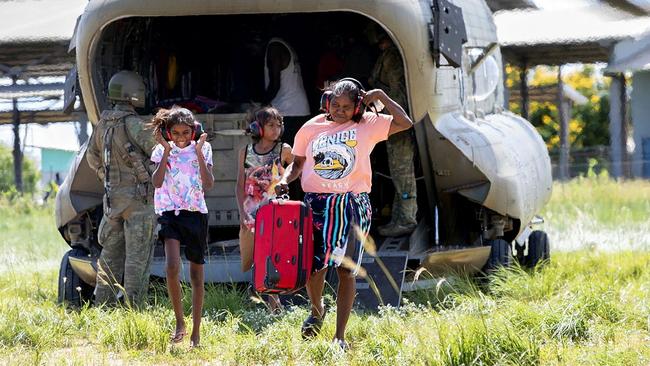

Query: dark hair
150;105;196;136
247;106;283;142
326;79;363;122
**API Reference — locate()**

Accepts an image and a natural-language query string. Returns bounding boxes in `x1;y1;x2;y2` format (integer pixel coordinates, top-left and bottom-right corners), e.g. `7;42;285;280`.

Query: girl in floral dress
151;106;214;347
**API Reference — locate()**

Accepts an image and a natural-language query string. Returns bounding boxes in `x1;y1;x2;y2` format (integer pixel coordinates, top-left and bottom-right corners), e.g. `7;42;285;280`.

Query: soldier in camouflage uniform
369;34;418;237
87;70;157;306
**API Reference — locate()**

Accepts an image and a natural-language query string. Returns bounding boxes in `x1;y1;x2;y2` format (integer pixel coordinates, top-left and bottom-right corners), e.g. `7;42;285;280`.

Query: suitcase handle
265;256;281;288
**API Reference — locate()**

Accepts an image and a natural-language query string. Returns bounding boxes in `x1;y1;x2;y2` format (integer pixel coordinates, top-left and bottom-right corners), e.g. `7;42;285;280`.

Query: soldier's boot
123;206;157;307
378;198;417;237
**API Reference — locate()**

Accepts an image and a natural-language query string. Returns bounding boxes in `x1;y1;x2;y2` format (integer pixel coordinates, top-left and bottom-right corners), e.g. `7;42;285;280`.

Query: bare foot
171;325;187;343
268;294;284;314
190;333;200;348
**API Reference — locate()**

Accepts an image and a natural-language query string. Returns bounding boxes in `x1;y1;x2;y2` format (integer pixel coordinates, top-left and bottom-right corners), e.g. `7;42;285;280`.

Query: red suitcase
253;199;313;294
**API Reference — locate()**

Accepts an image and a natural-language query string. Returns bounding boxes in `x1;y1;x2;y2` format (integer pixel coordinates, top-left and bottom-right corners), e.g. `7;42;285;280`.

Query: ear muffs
192;122;204;141
247;119;284;141
321;77;365;119
320;90;333;113
160;122;204;142
160;126;172;141
248;121;263;139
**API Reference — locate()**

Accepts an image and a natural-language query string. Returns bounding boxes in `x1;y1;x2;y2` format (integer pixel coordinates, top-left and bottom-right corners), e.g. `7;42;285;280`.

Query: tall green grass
542;177;650;228
0;179;649;364
0;196;65;272
541;178;650;251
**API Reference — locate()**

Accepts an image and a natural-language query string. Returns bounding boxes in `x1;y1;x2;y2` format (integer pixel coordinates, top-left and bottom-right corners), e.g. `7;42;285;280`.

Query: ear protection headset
320;77;365;119
247;119;284;140
161;122;204;142
248;120;264;139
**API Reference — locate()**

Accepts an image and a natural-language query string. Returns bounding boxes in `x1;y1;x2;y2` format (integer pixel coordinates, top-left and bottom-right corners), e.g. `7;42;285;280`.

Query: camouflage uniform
369;45;418;235
87;103;157;306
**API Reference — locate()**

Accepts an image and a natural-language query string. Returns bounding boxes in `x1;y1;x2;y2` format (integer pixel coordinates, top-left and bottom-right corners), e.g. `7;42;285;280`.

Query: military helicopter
56;0;552;307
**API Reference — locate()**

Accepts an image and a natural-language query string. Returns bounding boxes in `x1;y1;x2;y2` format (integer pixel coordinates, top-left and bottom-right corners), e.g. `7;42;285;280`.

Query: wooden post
520;62;529;119
11;76;23;193
620;75;630;178
77;114;89;146
557;66;570;180
503;62;510;110
608;73;624;178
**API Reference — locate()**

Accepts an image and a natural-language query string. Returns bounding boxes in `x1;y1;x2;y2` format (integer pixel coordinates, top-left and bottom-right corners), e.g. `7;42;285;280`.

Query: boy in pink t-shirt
276;78;413;349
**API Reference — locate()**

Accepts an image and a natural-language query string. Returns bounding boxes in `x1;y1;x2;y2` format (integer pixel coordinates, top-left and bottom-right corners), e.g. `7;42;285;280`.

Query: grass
0;196;65;272
541;177;650;251
0;179;649;365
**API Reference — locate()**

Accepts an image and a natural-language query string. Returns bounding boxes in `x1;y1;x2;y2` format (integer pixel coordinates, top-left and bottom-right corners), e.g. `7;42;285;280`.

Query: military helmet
107;70;146;108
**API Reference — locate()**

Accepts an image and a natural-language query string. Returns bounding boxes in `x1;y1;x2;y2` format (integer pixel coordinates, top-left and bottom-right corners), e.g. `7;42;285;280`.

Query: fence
549;145;650;179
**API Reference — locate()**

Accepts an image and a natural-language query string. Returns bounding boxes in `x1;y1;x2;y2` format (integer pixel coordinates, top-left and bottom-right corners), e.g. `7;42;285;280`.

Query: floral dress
242;143;284;229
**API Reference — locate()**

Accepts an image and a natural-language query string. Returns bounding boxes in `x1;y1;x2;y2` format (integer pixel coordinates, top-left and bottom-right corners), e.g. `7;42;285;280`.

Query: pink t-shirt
292;112;392;194
151;141;213;215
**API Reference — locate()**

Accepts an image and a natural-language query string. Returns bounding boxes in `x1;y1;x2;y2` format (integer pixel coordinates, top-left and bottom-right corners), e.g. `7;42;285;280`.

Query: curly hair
150;105;196;137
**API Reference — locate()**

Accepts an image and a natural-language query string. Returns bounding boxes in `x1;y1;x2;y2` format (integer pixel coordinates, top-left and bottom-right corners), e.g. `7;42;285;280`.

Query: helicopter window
467;48;500;102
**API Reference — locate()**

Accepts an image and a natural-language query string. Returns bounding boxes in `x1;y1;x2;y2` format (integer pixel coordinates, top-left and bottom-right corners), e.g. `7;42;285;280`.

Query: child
236;107;293;312
276;78;413;349
150;106;214;348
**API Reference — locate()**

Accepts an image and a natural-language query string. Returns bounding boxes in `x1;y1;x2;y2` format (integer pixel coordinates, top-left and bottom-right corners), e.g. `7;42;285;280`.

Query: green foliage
507;65;611;153
0;197;63;272
0;144;40;195
541;178;650;229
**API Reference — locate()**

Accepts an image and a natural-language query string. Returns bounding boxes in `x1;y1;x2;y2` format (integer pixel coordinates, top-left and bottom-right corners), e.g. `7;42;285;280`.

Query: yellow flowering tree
506;65;610;152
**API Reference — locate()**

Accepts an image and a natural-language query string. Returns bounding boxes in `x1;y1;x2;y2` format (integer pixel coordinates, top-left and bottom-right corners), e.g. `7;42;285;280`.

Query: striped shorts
304;192;372;274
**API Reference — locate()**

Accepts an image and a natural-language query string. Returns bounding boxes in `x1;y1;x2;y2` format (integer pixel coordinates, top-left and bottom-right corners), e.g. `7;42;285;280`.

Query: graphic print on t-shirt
311;129;358;180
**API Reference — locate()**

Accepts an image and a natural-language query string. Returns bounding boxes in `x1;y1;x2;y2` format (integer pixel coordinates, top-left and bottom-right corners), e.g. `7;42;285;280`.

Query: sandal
170;329;187;343
301;306;327;339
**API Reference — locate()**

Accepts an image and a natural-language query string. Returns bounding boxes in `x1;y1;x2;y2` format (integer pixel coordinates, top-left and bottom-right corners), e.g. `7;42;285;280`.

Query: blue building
40;147;76;187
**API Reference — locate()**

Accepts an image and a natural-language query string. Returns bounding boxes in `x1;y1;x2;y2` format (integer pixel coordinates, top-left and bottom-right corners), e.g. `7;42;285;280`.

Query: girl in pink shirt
276;78;413;349
151;106;214;348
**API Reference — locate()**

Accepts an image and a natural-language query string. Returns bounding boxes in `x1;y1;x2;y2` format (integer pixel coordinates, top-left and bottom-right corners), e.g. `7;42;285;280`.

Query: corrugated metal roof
0;0;86;45
603;0;650;15
607;31;650;71
495;4;650;65
495;5;650;46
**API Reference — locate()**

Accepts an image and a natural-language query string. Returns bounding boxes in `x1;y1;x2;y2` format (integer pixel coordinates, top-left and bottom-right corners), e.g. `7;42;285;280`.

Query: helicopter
56;0;552;307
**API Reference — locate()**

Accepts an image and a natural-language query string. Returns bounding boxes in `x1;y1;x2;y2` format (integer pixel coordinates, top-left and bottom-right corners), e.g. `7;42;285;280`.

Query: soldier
87;70;157;306
369;33;418;237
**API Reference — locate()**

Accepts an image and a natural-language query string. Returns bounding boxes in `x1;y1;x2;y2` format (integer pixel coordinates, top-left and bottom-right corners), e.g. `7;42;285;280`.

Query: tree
506;64;610;152
0;144;40;195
